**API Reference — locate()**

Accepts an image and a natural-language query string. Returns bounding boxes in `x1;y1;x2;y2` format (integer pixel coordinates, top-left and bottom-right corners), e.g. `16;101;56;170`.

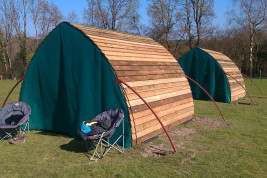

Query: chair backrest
92;108;124;130
110;108;124;128
0;102;31;127
89;108;124;138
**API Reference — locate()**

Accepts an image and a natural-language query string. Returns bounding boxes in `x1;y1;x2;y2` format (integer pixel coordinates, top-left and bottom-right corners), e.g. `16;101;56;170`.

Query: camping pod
178;48;246;103
20;22;194;147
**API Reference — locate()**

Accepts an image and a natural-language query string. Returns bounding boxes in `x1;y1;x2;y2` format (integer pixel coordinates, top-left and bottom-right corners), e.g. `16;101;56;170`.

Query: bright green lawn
0;79;266;177
0;79;22;105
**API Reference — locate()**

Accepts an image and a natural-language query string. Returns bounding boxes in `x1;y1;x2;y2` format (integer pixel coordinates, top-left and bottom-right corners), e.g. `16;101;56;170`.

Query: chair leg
89;132;106;161
122;117;124;153
101;118;125;157
0;132;12;140
101;135;124;157
18;119;29;136
84;116;125;160
0;129;16;140
85;140;94;152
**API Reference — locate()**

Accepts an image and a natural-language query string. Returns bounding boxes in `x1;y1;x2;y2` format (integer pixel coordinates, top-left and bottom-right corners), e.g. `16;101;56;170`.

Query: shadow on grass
0;129;17;140
35;131;87;153
36;130;69;137
60;138;87;153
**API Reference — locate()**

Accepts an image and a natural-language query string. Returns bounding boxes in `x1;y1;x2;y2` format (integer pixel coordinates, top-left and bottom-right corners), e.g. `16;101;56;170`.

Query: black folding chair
78;108;124;161
0;102;31;140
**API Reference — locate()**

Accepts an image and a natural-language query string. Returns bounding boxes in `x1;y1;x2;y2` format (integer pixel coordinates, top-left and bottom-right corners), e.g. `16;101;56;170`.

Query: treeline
0;0;266;79
0;0;65;79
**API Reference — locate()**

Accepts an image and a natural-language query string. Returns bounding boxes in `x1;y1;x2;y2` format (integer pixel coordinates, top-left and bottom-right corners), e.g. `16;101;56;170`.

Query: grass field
0;79;266;177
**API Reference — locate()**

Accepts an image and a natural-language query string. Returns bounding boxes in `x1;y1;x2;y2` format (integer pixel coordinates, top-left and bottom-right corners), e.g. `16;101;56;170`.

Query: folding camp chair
78;108;124;161
0;102;31;140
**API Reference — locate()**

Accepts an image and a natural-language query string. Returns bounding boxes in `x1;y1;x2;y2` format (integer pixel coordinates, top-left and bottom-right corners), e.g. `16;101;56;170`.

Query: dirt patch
140;118;226;157
192;117;227;127
141;128;196;157
169;128;196;137
141;144;173;157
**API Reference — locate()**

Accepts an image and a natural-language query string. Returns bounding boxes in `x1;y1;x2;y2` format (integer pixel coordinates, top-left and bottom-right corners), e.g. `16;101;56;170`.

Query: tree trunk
0;37;8;76
249;32;254;77
196;22;201;46
23;0;27;66
186;0;192;49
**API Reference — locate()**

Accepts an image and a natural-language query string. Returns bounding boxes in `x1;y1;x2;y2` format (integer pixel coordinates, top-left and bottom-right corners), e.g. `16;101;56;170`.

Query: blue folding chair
78;108;124;161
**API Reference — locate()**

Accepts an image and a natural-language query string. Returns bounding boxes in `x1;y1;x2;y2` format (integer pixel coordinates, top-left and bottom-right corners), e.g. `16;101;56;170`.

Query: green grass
0;79;266;177
0;79;22;105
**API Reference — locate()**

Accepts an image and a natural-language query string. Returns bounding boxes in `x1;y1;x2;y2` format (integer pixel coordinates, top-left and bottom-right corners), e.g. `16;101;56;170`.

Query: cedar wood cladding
201;49;246;101
72;24;194;145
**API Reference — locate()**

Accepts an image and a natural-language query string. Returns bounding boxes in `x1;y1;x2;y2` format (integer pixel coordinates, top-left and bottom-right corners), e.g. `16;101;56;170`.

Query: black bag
5;114;23;125
85;118;112;136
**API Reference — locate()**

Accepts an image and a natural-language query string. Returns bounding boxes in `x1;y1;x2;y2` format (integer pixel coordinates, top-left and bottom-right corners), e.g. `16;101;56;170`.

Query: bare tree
186;0;214;46
242;0;266;77
83;0;140;33
119;0;142;35
177;0;214;49
29;0;40;40
146;0;214;56
29;0;63;39
38;0;63;39
16;0;31;73
83;0;99;27
0;0;33;78
0;29;7;75
147;0;184;55
65;11;80;24
191;0;214;46
0;0;20;76
183;0;193;49
0;0;63;78
230;0;267;77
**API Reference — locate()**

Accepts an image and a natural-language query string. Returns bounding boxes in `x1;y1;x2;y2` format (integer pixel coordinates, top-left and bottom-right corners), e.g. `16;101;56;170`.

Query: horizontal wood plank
116;69;182;77
129;97;193;119
126;89;192;107
132;110;194;140
112;65;181;71
104;55;175;62
129;93;193;113
123;81;189;94
110;60;178;66
132;114;193;145
130;102;194;128
122;78;187;88
121;74;183;82
126;85;190;101
131;106;194;134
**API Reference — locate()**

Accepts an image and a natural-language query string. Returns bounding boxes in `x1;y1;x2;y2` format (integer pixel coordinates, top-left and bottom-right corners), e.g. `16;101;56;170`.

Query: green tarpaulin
20;22;131;147
178;48;231;103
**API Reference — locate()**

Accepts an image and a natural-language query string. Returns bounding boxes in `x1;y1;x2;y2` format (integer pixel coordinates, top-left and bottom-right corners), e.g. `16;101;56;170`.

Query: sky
28;0;233;35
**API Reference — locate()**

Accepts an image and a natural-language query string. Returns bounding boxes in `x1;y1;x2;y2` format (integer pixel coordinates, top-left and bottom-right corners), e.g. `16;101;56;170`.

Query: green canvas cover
178;48;231;103
19;22;131;147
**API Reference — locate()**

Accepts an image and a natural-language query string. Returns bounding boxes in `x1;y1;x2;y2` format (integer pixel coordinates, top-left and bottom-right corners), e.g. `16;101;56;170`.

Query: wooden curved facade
202;49;246;101
73;24;194;145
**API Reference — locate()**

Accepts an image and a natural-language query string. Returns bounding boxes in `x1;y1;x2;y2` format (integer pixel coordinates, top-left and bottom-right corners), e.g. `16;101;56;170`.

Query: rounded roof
201;48;246;101
20;22;132;145
179;48;245;102
72;23;176;62
20;22;194;146
72;23;194;144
